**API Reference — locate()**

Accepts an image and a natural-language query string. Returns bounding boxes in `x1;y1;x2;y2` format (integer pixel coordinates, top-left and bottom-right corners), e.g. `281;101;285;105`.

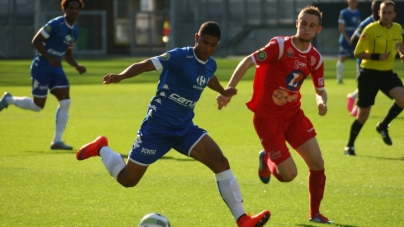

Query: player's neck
292;36;310;51
64;16;75;27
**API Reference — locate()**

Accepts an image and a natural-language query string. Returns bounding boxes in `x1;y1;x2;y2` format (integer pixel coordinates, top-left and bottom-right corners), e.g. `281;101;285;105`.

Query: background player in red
216;6;332;224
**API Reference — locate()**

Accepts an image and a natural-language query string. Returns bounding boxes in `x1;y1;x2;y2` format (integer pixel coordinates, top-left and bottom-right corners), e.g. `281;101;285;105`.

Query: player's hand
75;65;86;74
400;54;404;63
48;57;61;67
216;94;232;110
318;103;327;116
103;73;124;84
379;53;390;61
222;87;238;97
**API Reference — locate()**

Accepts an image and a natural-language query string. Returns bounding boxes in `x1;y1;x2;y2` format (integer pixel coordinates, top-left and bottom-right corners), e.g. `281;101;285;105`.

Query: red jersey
246;36;324;119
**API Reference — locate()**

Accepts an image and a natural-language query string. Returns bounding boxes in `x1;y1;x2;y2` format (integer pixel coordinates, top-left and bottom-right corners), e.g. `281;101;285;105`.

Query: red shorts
253;111;316;164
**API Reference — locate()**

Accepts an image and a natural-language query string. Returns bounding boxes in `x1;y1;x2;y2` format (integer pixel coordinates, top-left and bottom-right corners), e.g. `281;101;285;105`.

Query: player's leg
49;69;72;149
285;114;331;223
254;116;297;182
0;68;47;112
336;55;346;84
376;74;404;145
184;128;270;227
345;69;379;155
293;137;332;223
76;122;172;188
75;135;142;187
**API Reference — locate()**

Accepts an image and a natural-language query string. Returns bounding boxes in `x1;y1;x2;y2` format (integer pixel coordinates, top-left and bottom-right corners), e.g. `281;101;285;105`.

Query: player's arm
32;29;60;67
207;75;237;97
64;44;86;74
338;22;351;44
350;30;360;46
103;59;156;84
397;42;404;63
216;55;254;110
315;89;327;116
226;55;255;89
354;30;390;61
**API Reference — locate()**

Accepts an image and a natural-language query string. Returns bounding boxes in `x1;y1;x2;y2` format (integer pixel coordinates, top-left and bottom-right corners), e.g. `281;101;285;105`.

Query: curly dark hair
61;0;84;11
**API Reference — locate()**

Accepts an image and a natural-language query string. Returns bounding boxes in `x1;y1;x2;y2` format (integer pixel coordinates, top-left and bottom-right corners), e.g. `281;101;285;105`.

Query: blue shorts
338;40;354;57
30;65;69;98
128;120;207;166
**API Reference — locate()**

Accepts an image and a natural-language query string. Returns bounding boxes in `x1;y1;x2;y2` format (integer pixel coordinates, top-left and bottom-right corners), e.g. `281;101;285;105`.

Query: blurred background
1;0;403;59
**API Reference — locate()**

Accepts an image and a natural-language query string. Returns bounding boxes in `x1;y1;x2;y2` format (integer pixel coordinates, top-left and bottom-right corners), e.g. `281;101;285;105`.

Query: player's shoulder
309;45;322;58
47;16;64;25
392;22;403;30
270;36;291;44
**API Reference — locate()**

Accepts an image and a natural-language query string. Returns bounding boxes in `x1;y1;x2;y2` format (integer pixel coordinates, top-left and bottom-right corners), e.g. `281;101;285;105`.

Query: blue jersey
146;47;217;128
353;15;376;39
32;16;79;70
338;8;361;44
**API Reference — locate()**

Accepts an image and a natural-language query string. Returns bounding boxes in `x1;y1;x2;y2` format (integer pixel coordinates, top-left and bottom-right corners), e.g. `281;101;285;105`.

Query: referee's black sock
380;103;403;128
347;120;363;147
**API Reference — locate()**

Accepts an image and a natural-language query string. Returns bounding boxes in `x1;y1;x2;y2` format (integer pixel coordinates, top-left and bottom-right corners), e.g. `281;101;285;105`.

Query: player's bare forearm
338;24;351;44
32;39;48;58
104;59;155;84
316;89;327;116
208;75;237;97
350;35;359;47
398;43;404;63
120;59;155;79
227;55;254;88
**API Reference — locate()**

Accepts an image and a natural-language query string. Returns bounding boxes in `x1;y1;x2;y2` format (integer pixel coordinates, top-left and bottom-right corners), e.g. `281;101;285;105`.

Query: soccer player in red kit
217;6;333;224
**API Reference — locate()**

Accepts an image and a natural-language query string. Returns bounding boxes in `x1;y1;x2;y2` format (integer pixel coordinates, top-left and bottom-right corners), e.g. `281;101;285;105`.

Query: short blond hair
298;6;323;25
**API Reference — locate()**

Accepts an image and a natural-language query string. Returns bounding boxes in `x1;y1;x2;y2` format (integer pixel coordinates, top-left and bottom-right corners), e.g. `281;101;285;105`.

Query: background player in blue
75;21;270;227
346;0;382;117
0;0;86;150
336;0;360;84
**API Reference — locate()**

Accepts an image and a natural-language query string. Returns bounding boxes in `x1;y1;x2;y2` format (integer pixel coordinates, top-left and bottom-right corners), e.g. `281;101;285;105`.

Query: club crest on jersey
286;47;294;57
160;52;170;61
310;56;316;66
360;33;368;40
256;51;267;61
44;25;51;33
286;70;305;90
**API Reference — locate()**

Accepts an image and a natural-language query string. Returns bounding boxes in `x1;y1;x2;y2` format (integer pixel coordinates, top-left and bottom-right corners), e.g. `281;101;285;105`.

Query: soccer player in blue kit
0;0;86;150
76;21;270;227
336;0;360;83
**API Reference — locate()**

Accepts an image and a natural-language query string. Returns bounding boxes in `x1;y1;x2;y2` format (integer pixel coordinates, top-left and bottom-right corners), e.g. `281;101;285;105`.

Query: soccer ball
138;213;170;227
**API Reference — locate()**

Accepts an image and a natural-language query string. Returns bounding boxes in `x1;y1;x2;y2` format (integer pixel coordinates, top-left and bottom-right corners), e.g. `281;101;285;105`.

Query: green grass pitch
0;58;403;226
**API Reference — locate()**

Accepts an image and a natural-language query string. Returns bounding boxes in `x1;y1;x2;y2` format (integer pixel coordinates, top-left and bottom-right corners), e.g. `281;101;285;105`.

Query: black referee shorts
357;68;403;108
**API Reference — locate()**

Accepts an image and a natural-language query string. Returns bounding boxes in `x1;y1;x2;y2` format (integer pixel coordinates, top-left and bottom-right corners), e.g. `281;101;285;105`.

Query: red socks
309;169;326;217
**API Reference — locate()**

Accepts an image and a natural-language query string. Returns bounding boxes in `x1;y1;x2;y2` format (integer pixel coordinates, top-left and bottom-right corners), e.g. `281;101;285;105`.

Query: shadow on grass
355;155;404;161
23;151;196;162
120;154;196;162
296;223;359;227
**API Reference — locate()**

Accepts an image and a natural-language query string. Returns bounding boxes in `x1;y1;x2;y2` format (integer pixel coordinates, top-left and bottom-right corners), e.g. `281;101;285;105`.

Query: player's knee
119;178;139;188
117;170;140;188
32;104;43;112
59;99;71;109
282;171;297;182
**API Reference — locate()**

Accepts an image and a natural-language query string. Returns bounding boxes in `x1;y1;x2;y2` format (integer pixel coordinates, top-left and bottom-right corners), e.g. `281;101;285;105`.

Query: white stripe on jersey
40;27;50;39
151;57;163;71
276;37;284;60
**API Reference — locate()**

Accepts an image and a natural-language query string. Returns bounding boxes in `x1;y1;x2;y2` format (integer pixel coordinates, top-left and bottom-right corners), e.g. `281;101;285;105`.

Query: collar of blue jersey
192;48;208;64
64;16;75;29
